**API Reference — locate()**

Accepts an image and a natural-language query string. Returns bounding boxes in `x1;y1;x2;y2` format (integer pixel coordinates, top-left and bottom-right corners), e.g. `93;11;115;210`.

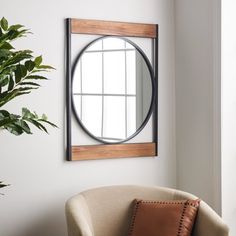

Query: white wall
0;0;176;235
222;0;236;234
175;0;221;212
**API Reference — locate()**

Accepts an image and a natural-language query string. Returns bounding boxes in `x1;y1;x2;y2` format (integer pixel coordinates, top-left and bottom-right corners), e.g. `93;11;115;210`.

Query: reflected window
73;38;137;142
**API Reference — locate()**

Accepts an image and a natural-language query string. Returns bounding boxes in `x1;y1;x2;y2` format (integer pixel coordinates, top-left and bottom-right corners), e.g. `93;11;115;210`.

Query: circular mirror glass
72;37;154;143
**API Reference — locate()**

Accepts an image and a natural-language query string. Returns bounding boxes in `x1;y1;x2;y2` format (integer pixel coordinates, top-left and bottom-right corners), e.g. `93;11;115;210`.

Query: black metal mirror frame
66;18;158;161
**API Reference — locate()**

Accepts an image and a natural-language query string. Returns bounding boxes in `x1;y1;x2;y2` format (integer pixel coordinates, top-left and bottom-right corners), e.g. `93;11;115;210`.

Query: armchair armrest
66;194;94;236
193;201;229;236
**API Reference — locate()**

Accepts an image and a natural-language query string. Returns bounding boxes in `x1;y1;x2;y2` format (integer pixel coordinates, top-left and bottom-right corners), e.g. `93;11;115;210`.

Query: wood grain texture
71;19;157;38
71;143;156;161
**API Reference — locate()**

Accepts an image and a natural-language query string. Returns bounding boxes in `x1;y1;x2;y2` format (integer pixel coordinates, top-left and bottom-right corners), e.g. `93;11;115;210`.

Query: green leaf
5;123;23;135
19;82;40;87
25;60;35;71
33;112;38;119
0;75;6;82
18;50;33;54
38;65;55;70
0;49;11;58
14;91;31;98
8;75;14;91
0;76;9;87
9;113;20;119
0;30;10;43
17;29;30;37
34;56;42;67
0;117;12;127
0;90;9;99
30;69;49;74
25;75;48;80
19;64;27;77
0;111;34;135
1;17;8;31
19;86;37;92
0;110;10;117
38;119;58;128
14;64;27;83
22;107;31;118
15;65;22;83
8;24;24;31
7;30;18;40
22;107;36;119
18;120;31;134
42;114;47;120
27;118;48;133
0;42;14;50
7;29;29;40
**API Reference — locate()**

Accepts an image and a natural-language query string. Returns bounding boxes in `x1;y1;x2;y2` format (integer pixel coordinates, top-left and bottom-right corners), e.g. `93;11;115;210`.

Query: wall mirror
66;19;158;161
72;36;154;144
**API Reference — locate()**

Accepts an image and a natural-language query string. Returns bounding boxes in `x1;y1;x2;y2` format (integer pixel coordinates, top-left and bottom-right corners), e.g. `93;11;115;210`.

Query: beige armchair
65;185;229;236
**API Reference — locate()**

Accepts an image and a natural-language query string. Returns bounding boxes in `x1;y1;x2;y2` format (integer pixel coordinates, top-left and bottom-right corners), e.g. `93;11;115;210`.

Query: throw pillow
128;198;200;236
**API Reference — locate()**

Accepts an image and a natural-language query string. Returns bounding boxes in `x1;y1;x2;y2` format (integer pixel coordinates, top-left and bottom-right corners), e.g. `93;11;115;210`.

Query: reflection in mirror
72;37;153;143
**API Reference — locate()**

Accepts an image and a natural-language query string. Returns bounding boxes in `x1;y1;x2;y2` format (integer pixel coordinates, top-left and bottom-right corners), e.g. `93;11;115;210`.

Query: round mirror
72;36;155;143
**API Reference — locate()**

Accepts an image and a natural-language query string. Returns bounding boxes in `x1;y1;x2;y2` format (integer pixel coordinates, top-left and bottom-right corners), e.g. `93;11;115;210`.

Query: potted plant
0;17;57;191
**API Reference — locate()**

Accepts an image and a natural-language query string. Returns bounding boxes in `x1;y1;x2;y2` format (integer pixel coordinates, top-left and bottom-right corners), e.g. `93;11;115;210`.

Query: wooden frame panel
66;18;158;161
72;143;156;161
71;19;157;38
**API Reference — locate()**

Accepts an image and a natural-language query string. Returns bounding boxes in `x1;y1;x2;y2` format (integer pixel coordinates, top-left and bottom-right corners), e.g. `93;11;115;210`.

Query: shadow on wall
17;206;67;236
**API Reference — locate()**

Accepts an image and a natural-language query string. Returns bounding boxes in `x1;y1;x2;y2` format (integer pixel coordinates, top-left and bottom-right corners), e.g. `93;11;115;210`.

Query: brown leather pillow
128;199;200;236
